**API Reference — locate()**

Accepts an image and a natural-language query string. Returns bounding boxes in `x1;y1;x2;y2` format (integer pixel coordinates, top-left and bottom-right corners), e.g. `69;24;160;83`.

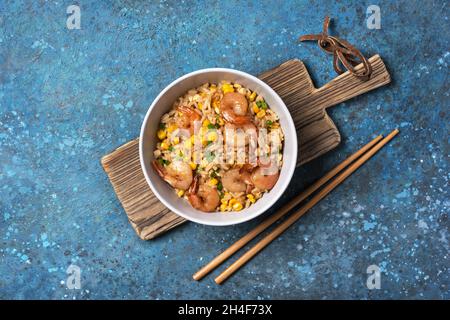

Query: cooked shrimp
240;164;257;193
222;168;252;193
187;176;220;212
152;160;193;191
241;162;258;172
176;105;201;134
220;92;250;124
250;165;279;190
224;122;257;135
224;122;257;147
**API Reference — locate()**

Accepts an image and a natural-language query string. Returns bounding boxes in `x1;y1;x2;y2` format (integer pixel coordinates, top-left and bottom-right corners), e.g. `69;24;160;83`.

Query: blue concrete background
0;0;448;299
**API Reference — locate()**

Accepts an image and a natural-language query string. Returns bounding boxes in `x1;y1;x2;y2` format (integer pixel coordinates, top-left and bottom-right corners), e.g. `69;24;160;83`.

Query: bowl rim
139;67;298;226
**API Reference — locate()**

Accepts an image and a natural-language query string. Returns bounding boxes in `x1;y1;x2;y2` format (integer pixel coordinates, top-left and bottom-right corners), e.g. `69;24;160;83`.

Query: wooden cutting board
101;55;390;240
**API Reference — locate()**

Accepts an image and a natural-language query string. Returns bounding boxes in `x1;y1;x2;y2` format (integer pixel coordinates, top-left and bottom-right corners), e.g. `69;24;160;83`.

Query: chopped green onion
159;123;166;130
210;170;218;178
217;182;223;191
157;158;170;166
256;100;268;110
205;151;215;162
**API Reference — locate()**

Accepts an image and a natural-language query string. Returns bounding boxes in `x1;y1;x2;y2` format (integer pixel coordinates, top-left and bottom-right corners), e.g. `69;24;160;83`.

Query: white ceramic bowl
139;68;297;226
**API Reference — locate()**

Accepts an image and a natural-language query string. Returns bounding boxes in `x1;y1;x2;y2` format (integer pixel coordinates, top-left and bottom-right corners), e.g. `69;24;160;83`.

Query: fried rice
153;81;284;212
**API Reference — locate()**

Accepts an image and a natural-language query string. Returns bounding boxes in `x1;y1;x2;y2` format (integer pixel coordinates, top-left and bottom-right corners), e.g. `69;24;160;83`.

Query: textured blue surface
0;0;449;299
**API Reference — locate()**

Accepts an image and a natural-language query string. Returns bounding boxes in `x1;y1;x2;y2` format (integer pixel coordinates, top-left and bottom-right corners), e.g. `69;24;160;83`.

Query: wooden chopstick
215;129;399;284
193;134;384;281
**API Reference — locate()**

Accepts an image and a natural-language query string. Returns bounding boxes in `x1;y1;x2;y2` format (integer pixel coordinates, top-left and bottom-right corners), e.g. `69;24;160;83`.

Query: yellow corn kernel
167;124;177;133
202;119;210;127
209;178;218;186
249;91;257;102
221;198;228;205
228;198;237;206
177;189;185;197
197;102;203;110
214;107;220;114
220;203;227;212
172;136;180;145
217;117;225;126
190;135;196;145
256;109;266;118
252;103;260;114
184;139;192;149
210;84;217;90
200;126;208;136
160;140;170;150
246;194;256;203
200;159;209;167
157;129;167;140
189;162;197;170
207;131;218;142
233;83;242;89
222;84;234;94
232;202;243;211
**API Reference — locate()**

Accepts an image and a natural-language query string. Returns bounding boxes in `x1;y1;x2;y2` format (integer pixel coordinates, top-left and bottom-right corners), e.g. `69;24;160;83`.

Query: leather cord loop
300;16;372;81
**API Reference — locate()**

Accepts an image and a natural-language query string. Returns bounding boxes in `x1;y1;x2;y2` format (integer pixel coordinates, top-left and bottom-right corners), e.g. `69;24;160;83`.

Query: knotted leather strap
300;16;372;81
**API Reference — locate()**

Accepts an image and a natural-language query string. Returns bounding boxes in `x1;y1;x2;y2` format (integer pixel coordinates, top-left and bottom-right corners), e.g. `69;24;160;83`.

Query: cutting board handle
312;55;391;109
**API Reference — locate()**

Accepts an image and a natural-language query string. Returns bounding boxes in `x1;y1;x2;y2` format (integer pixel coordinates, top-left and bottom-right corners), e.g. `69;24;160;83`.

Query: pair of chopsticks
193;129;399;284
